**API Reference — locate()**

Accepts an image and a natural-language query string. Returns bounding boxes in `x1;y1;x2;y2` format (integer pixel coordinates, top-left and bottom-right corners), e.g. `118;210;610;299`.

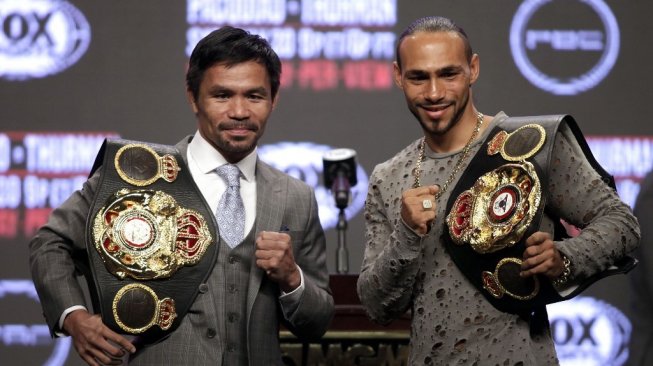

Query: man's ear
186;89;198;114
469;53;480;85
393;61;403;89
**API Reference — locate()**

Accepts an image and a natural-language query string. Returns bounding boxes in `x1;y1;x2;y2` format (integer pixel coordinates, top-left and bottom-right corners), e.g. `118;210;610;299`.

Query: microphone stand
336;207;349;274
333;171;350;274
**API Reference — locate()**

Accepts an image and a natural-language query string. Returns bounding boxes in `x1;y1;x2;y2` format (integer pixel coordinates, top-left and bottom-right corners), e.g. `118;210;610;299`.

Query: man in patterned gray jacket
357;16;639;365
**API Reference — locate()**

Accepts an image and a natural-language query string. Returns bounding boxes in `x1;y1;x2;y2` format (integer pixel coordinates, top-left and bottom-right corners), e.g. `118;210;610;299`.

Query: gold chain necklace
412;112;484;200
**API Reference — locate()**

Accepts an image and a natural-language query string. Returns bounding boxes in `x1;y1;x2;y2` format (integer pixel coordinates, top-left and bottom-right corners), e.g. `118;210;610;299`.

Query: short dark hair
395;16;473;70
186;26;282;100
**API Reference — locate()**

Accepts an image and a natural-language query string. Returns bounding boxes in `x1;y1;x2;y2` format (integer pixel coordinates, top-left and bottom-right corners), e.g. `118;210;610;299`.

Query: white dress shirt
187;131;257;236
186;131;304;314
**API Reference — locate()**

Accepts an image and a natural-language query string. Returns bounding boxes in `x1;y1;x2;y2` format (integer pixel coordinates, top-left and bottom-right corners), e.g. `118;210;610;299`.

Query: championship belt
85;139;218;341
443;115;634;315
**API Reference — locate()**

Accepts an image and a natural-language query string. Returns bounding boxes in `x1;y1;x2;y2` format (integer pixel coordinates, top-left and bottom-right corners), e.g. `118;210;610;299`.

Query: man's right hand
63;309;136;366
400;185;439;235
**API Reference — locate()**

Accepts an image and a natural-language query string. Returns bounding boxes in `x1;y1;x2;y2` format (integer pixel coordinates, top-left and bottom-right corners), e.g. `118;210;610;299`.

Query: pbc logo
510;0;620;95
547;296;630;366
258;142;368;231
0;0;91;81
525;30;603;51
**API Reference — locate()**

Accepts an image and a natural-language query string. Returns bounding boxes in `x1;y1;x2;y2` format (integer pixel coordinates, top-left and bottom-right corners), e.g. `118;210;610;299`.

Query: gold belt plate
114;144;180;186
92;189;213;280
446;162;542;254
112;283;176;333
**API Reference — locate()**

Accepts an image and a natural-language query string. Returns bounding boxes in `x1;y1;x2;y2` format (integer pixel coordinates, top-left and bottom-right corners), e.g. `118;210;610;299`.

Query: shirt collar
188;130;257;182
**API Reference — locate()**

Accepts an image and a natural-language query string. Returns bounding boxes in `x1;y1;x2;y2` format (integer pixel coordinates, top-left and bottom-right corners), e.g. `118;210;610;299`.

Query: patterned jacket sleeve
29;172;99;335
545;124;640;280
357;164;423;325
281;182;334;340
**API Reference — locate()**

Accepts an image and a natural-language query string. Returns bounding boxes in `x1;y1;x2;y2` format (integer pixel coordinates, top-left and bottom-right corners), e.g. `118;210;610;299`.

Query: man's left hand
520;231;564;279
255;231;300;292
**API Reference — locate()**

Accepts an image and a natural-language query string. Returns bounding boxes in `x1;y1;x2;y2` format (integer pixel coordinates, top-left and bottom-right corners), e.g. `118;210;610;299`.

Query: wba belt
85;139;218;341
443;115;635;315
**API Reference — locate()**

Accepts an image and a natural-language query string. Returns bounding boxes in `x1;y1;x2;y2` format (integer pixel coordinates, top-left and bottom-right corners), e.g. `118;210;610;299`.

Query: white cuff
56;305;87;337
279;266;305;319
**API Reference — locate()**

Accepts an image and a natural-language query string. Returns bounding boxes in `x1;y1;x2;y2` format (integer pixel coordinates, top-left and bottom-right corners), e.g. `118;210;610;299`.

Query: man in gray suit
29;26;334;365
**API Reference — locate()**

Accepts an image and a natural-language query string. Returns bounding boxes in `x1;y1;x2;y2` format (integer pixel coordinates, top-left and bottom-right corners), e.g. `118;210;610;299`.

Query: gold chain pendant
412;112;484;201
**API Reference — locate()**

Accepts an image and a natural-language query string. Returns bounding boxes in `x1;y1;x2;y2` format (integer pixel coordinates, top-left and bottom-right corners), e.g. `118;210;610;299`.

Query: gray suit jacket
29;136;334;365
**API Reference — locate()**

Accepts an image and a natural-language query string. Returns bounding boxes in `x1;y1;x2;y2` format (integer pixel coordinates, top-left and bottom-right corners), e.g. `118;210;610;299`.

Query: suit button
198;283;209;293
227;344;236;352
227;312;238;322
206;328;216;338
228;284;237;293
228;256;238;264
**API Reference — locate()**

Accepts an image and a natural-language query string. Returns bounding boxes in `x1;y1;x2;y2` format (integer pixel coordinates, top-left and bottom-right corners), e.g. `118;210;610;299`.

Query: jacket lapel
174;136;192;165
247;159;285;321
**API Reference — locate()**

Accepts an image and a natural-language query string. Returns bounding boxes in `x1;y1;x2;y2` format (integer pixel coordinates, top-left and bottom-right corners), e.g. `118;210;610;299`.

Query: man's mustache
220;121;258;131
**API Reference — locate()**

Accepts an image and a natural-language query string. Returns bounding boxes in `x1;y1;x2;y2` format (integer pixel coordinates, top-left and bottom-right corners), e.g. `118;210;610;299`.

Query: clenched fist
255;231;300;292
520;231;565;279
401;185;439;235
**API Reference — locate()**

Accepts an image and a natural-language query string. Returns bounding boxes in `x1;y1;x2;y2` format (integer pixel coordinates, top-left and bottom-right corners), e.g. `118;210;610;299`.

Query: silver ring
422;199;433;210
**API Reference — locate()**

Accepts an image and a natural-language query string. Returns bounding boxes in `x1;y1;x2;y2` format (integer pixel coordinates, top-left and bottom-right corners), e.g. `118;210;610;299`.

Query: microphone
322;148;358;210
323;148;358;274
